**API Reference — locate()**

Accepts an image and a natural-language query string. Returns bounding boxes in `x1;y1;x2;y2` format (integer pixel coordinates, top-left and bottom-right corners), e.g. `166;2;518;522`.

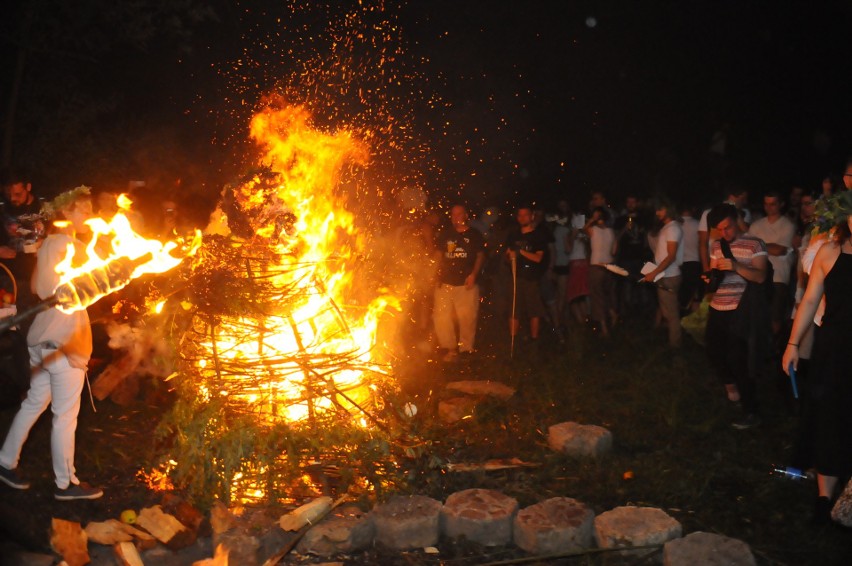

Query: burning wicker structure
154;105;406;506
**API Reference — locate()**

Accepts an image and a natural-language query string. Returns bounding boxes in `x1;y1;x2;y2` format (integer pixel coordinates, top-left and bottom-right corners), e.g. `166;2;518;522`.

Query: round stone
372;495;442;549
441;488;519;546
513;497;594;554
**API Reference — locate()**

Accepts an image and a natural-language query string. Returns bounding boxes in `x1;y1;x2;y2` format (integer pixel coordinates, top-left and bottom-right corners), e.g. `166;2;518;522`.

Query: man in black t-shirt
2;169;46;312
433;205;485;362
505;206;551;342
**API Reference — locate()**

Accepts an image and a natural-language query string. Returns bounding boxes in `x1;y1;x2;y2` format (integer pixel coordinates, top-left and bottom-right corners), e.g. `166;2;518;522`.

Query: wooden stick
260;495;349;566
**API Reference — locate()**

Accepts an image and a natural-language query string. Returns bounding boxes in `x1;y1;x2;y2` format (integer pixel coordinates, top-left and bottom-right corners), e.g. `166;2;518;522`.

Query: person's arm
698;230;710;272
644;240;679;282
583;211;600;236
0;246;15;259
712;250;768;284
795;247;807;305
518;247;544;263
783;243;836;374
433;249;443;286
765;243;790;256
465;250;485;289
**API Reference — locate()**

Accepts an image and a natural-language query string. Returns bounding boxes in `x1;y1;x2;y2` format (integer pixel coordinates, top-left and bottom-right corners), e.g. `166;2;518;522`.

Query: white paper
640;262;663;282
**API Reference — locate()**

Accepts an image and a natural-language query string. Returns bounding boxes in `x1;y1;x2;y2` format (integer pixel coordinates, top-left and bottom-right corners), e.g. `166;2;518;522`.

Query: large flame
53;212;201;313
193;101;396;424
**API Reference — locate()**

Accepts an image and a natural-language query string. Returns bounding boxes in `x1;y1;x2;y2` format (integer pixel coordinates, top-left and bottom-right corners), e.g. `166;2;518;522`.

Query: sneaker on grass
55;482;103;501
0;466;30;490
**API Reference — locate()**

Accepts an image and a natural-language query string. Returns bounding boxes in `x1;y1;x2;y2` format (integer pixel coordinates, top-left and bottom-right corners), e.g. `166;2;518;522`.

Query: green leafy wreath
812;190;852;235
42;185;92;218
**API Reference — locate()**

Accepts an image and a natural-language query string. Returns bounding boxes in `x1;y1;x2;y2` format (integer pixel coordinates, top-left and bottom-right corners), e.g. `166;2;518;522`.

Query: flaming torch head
43;185;202;314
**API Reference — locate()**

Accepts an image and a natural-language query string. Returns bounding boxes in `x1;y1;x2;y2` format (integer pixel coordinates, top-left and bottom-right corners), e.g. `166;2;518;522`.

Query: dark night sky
3;0;851;213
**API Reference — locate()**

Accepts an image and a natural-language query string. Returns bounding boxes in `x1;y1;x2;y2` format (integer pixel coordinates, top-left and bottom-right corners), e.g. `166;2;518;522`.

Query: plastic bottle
770;465;814;481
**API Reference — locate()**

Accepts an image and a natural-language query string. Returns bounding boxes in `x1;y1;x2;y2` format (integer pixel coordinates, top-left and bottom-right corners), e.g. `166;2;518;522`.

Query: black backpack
719;238;774;301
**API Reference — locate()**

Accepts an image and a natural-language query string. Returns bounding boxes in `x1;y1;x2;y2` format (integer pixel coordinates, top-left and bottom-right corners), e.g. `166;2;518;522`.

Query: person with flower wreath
0;186;103;500
783;189;852;525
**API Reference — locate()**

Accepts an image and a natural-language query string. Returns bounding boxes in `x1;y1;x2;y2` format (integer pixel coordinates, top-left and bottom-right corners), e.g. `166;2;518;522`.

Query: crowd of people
422;158;852;525
0;160;850;525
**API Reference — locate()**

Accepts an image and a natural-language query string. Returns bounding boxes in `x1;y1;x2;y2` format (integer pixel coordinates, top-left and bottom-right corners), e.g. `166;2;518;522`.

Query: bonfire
148;100;407;506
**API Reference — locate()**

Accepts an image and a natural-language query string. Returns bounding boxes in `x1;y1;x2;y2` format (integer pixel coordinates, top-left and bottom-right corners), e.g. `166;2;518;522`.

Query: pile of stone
290;488;755;565
16;484;756;566
5;414;756;565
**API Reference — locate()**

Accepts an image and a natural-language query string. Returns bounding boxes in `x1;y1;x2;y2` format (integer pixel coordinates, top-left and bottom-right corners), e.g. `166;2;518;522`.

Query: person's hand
642;272;656;283
782;344;799;376
507;249;517;262
715;258;735;271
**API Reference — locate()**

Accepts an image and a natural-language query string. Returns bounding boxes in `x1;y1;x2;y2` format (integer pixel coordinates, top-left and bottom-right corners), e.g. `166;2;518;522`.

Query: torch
0;253;153;333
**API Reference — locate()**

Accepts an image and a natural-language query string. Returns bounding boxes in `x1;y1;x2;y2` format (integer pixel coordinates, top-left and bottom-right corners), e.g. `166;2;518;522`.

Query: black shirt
436;226;485;286
506;226;551;281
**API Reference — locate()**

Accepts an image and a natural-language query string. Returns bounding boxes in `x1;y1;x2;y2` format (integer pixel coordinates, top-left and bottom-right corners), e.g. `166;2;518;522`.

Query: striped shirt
709;235;767;311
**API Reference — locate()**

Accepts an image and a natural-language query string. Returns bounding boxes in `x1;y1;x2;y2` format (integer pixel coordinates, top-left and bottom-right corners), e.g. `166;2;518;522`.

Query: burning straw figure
0;186;104;500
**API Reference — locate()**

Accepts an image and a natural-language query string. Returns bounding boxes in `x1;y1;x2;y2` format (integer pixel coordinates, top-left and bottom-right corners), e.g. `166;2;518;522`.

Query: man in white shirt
643;199;684;348
748;192;796;336
678;206;701;313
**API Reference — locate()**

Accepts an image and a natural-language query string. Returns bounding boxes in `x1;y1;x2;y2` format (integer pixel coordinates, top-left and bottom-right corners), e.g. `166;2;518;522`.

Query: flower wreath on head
42;185;92;219
812;190;852;236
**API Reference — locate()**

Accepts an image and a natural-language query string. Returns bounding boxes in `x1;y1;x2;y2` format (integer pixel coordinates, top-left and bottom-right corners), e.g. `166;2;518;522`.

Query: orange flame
196;101;397;423
53;213;201;313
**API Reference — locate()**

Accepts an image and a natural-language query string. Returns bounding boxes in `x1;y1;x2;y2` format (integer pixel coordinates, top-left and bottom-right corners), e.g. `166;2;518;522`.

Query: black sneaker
731;414;761;430
55;482;103;501
0;466;30;490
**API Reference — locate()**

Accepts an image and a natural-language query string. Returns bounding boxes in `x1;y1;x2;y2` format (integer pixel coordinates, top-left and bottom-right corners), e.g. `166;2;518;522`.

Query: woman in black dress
783;192;852;523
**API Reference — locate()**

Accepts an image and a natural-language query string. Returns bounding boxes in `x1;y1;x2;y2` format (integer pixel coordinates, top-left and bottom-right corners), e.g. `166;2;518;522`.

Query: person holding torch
0;186;103;500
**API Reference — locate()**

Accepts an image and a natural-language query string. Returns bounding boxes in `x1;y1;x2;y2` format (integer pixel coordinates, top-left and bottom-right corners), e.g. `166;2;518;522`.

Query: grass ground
0;303;850;564
393;304;852;565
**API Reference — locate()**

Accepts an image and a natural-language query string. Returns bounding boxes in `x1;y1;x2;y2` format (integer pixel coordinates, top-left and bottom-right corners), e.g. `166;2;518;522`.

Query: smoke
104;320;174;379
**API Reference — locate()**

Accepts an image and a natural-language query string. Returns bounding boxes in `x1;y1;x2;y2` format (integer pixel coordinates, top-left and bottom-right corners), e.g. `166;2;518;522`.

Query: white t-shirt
654;221;684;278
680;216;699;263
566;214;587;261
589;225;615;265
748;215;796;284
27;233;93;369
